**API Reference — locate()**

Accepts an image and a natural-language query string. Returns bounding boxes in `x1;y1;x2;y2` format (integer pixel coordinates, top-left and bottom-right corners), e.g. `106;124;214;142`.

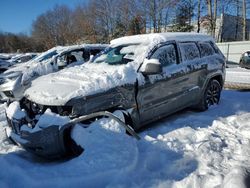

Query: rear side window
179;42;200;61
150;44;177;66
198;42;215;57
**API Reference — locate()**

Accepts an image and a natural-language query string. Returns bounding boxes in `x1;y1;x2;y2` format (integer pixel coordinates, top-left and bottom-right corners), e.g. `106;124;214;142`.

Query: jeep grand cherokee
5;33;226;158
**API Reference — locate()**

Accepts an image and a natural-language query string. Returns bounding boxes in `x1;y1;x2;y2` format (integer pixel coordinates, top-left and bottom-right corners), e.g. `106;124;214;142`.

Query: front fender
66;84;136;117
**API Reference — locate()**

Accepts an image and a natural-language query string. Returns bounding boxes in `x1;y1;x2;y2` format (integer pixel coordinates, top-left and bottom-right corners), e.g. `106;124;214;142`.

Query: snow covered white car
0;53;38;73
7;53;38;65
6;33;226;158
0;44;107;101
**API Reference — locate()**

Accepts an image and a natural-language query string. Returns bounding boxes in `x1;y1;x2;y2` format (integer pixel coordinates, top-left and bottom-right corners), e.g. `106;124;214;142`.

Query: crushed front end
5;97;140;159
5;99;75;159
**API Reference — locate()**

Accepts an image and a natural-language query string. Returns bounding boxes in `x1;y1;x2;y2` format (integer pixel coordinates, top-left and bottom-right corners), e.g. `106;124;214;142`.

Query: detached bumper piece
6;119;69;159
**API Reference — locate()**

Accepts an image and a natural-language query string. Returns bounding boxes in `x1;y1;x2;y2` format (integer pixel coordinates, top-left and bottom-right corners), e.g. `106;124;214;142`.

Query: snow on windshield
21;58;56;85
92;44;148;67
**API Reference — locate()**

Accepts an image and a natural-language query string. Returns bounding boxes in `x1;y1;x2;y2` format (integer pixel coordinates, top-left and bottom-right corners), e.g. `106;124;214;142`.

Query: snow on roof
110;32;214;47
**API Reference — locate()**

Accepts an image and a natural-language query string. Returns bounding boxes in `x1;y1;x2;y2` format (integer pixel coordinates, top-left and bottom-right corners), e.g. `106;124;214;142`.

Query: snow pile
5;101;26;120
0;103;20;155
0;90;250;187
35;109;70;129
158;112;250;188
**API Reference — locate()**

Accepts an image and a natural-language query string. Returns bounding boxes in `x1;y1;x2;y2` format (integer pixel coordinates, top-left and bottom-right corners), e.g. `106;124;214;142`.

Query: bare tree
197;0;201;32
206;0;214;36
172;0;195;32
213;0;217;36
32;5;76;49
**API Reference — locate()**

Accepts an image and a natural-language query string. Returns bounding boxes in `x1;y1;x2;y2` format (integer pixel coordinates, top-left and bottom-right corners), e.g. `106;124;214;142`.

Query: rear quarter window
198;42;215;57
210;42;223;55
179;42;200;61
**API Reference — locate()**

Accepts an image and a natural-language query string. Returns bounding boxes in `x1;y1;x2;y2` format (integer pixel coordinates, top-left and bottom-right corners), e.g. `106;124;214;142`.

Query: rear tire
197;79;221;111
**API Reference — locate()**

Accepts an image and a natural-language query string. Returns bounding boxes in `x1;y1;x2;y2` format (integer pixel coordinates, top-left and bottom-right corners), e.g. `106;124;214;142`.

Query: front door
137;42;198;126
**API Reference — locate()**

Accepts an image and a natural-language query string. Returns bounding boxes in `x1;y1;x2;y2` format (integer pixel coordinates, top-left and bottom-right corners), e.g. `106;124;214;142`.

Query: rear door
177;42;205;100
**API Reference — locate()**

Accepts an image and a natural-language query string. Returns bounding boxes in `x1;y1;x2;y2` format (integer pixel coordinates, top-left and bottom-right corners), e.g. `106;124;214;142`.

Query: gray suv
6;33;226;158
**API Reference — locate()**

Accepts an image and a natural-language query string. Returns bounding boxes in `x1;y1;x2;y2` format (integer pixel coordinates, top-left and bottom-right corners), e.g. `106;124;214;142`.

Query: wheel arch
212;74;224;88
202;73;224;92
60;123;84;158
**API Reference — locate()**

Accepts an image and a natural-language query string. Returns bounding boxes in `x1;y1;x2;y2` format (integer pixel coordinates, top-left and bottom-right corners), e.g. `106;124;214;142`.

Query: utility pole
242;0;246;41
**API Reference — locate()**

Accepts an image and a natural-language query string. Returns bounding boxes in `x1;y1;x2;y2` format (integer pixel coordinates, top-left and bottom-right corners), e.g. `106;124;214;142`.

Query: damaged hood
25;62;139;106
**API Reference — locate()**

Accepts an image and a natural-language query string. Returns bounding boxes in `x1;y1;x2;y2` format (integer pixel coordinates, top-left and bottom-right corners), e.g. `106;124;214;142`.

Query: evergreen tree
171;1;194;32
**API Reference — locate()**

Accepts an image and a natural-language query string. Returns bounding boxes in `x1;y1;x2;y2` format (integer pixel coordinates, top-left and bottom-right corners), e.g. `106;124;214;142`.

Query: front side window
179;42;200;61
198;42;215;57
150;44;177;66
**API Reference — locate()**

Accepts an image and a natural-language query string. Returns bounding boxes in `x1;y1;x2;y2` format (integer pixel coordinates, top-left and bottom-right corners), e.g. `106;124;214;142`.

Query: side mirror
140;59;162;75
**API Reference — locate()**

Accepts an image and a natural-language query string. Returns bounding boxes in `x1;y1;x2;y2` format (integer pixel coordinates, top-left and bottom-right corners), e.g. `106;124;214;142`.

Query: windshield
92;44;142;65
36;50;58;62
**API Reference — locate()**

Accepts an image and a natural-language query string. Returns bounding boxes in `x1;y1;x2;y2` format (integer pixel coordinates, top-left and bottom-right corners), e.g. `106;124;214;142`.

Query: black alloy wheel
204;79;221;109
196;79;222;111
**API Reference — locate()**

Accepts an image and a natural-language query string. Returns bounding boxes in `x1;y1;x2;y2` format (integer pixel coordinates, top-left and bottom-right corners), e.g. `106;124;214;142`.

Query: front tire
197;79;222;111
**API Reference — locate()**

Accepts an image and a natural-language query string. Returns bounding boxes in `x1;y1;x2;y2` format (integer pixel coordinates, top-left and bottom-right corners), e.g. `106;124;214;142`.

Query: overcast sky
0;0;87;34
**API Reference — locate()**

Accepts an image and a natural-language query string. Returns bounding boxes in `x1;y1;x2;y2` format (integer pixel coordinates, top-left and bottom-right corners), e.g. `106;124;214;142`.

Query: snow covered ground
226;67;250;84
225;67;250;89
0;89;250;188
